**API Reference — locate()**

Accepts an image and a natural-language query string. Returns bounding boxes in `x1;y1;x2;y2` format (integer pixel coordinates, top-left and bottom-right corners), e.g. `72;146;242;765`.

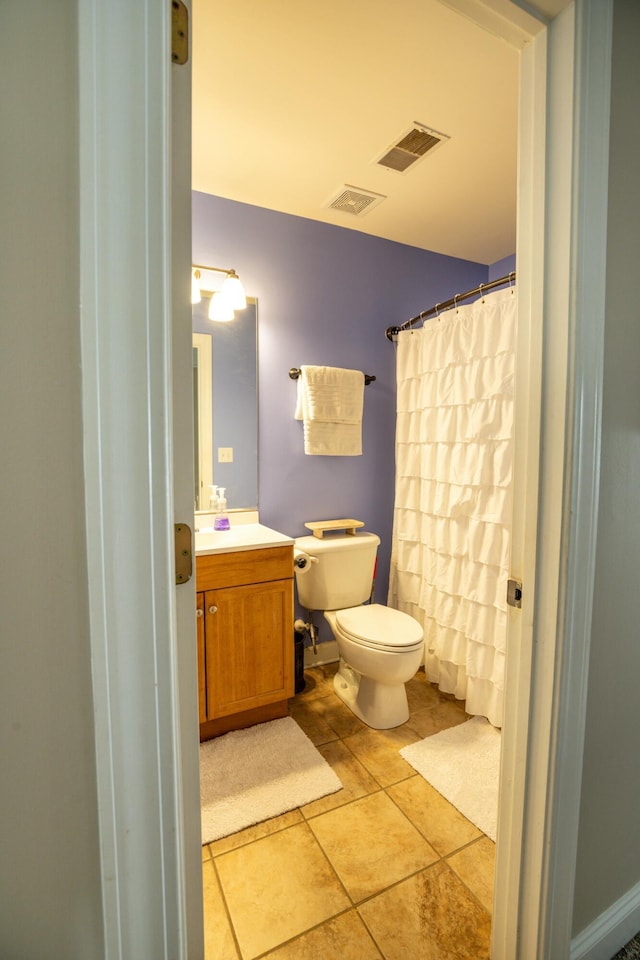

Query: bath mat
400;716;501;841
200;716;343;843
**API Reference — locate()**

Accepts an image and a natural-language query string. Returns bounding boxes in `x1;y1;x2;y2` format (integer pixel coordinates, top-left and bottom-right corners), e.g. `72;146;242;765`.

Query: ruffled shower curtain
388;286;516;728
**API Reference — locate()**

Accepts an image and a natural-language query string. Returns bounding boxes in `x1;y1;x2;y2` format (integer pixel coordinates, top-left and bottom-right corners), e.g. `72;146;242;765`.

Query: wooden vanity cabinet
196;544;294;740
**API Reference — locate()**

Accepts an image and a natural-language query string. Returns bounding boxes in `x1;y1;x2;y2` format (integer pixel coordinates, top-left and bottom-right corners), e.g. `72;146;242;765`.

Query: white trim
494;2;612;957
78;0;187;955
439;0;547;46
492;23;548;959
303;639;340;668
541;2;612;955
570;880;640;960
193;333;213;509
512;7;579;955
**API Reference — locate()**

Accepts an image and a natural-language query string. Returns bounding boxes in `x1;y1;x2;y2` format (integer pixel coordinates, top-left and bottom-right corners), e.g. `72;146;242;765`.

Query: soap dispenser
213;487;230;530
208;485;219;513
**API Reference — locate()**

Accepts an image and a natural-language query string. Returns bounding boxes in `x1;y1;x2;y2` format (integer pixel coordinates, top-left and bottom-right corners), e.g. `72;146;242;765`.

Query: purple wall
193;192;489;636
488;253;516;282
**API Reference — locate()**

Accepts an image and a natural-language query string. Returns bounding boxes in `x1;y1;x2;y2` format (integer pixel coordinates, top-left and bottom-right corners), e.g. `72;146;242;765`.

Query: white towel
295;365;364;456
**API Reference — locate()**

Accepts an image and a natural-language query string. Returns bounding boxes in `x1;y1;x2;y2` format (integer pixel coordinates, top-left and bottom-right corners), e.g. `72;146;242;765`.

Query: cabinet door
204;579;293;719
196;592;207;724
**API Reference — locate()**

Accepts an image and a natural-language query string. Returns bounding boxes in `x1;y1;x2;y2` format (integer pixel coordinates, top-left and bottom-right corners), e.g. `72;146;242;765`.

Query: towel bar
289;367;375;385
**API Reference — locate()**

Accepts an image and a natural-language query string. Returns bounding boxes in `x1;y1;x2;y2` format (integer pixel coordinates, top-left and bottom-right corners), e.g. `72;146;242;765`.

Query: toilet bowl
293;529;424;730
325;604;424;729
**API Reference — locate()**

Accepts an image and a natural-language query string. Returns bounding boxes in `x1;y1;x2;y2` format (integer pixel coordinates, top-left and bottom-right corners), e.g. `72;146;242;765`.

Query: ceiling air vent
325;185;386;217
376;123;449;174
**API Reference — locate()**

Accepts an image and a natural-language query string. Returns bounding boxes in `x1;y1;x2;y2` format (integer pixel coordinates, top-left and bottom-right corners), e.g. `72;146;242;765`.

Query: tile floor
202;663;495;959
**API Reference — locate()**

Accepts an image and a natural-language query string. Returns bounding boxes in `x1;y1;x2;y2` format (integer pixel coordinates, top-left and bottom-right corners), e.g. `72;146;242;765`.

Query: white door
171;2;205;956
78;0;202;954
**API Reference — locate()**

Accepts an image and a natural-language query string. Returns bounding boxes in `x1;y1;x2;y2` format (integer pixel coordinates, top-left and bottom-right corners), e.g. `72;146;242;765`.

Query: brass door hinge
507;578;523;609
175;523;193;584
171;0;189;65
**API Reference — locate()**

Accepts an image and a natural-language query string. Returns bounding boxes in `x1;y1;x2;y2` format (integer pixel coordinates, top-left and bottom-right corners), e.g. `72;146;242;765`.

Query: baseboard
303;640;339;668
570;880;640;960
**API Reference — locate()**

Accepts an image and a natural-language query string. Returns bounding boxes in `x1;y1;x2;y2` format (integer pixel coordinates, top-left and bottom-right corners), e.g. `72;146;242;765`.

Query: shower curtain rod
385;271;516;341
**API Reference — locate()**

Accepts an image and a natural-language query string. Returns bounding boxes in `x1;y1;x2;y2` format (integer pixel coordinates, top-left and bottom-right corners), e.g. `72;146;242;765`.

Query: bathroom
194;198;513;960
6;1;638;958
193;2;518;954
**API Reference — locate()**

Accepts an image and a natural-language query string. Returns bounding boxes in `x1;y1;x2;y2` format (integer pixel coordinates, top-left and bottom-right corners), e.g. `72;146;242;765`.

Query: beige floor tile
261;910;383;959
447;836;496;914
300;740;380;819
206;808;304;858
387;775;481;856
405;671;449;712
313;691;368;740
403;700;469;740
215;822;350;959
202;860;239;960
358;861;491;960
344;725;420;787
288;697;340;746
308;791;438;903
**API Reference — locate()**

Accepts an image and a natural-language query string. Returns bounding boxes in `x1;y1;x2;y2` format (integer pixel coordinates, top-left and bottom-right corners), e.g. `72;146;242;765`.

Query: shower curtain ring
435;302;441;320
454;293;460;312
479;283;485;302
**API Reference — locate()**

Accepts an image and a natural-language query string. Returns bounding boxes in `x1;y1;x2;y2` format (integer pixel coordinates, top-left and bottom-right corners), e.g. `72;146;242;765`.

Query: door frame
491;3;612;957
78;0;201;955
77;0;612;956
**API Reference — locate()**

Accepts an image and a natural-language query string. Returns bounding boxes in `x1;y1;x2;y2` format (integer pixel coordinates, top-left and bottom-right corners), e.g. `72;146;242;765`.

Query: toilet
293;530;424;729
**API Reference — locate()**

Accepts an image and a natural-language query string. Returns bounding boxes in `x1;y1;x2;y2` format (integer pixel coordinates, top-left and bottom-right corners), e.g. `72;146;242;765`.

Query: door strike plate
507;578;523;608
174;523;193;585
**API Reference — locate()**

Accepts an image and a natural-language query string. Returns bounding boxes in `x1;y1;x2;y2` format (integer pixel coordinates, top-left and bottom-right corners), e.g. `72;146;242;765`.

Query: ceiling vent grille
326;185;386;217
376;123;448;173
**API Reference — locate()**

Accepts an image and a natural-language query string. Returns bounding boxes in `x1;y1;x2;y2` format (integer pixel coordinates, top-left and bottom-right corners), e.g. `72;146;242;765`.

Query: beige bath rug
400;716;501;841
200;716;343;843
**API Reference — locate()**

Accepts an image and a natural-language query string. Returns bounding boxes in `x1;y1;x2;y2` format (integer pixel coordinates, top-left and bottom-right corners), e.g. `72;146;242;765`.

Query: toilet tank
293;532;380;611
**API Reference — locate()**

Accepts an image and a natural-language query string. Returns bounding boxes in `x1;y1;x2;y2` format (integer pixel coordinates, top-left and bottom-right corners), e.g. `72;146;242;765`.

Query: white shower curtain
388;286;516;728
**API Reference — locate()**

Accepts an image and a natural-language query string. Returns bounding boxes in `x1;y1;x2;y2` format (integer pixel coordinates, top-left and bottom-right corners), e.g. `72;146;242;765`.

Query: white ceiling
191;1;561;265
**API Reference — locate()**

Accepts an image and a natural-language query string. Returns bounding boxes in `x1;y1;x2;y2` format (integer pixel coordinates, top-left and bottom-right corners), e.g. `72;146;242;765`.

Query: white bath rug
400;716;501;841
200;716;343;844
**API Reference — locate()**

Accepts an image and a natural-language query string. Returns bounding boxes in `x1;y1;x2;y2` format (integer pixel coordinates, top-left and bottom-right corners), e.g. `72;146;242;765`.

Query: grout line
442;836;496;917
302;818;356;907
204;665;494;958
248;906;367;960
210;857;243;960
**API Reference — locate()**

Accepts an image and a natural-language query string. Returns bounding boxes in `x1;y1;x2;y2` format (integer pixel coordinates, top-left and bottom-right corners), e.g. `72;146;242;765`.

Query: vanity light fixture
220;269;246;310
191;263;247;322
208;291;235;322
191;269;202;304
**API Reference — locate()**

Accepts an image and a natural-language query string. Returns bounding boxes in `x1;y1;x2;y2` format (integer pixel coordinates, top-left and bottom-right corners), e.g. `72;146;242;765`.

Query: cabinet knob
196;608;203;618
208;605;218;615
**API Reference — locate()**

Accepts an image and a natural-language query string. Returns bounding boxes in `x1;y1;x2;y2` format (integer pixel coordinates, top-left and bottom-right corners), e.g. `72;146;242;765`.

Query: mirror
192;296;258;513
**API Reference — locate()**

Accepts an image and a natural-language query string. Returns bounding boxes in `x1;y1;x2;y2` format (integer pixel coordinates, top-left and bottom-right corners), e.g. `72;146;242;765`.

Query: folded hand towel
303;420;362;456
295;365;364;456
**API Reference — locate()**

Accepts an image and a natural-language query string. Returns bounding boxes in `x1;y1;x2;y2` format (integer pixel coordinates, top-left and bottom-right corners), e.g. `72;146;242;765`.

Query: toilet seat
334;604;423;654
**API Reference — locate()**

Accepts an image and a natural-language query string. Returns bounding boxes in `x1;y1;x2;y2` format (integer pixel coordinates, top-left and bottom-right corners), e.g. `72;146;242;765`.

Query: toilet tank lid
293;532;380;554
336;604;423;647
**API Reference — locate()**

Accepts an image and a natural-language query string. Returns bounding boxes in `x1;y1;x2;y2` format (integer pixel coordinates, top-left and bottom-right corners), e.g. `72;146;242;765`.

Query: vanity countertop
194;522;293;556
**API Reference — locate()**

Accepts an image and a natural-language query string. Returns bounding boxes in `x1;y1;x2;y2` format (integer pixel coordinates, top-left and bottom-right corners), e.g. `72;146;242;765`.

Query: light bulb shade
208;291;234;322
191;270;202;304
222;271;246;310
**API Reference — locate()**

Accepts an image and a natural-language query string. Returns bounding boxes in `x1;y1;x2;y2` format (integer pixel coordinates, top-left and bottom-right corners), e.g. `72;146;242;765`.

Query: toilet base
333;659;410;729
